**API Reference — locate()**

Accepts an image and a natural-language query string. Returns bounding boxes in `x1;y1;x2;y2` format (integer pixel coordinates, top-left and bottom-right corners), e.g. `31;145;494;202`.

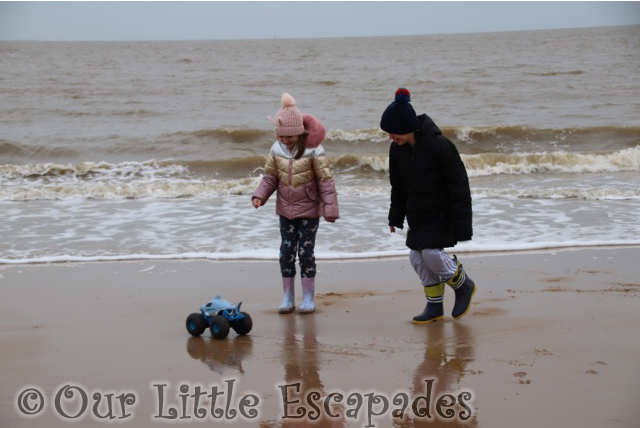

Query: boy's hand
389;226;396;233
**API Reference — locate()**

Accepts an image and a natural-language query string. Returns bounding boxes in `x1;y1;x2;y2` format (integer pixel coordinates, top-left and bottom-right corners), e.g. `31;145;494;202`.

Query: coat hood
302;113;326;149
417;114;443;140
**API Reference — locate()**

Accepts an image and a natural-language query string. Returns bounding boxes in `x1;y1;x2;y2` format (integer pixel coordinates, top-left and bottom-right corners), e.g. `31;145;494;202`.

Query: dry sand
1;247;639;427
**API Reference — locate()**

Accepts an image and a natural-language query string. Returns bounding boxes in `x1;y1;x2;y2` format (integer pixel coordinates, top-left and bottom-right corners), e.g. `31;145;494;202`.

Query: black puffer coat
388;114;473;250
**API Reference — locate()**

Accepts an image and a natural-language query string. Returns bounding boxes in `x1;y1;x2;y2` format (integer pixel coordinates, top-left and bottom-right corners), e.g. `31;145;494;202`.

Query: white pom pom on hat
280;92;297;108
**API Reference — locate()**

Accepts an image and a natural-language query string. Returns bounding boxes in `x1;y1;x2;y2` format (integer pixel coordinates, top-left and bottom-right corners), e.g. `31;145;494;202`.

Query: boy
381;88;476;324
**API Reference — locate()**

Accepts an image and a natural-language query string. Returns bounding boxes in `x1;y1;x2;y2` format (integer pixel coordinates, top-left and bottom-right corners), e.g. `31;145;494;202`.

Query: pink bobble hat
269;93;326;148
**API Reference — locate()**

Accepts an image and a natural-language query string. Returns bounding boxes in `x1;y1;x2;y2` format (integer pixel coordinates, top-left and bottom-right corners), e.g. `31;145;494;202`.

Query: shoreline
2;242;640;266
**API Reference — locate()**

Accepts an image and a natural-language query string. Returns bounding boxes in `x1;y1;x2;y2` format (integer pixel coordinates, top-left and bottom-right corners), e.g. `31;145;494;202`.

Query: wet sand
1;247;639;427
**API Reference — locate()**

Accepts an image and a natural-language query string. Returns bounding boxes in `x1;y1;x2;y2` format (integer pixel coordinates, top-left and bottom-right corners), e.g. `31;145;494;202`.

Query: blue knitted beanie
380;88;418;134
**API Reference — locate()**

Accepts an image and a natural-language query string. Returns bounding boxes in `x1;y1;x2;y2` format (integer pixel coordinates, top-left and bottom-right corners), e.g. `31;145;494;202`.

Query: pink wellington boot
279;277;295;314
299;277;315;314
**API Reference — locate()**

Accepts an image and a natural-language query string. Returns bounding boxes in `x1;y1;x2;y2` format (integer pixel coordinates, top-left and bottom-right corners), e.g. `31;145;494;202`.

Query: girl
252;93;339;314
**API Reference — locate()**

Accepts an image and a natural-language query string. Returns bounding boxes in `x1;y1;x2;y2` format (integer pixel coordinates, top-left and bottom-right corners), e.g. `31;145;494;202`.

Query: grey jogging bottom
409;248;458;287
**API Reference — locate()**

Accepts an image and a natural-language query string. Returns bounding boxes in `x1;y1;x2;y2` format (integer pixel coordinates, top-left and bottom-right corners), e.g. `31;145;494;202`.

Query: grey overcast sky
1;1;639;41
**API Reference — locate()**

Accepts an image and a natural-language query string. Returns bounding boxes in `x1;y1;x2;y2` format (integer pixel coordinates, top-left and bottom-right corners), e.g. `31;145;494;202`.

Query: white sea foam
326;129;388;143
473;186;640;200
0;164;348;201
3;177;638;202
0;160;188;180
4;242;640;265
335;146;640;177
463;146;640;177
3;146;638;201
2;194;639;264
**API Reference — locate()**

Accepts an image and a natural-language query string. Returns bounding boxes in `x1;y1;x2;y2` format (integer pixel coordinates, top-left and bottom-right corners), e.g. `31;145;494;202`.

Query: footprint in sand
541;286;570;292
473;307;507;316
316;291;377;306
586;361;607;374
542;276;575;284
513;371;532;384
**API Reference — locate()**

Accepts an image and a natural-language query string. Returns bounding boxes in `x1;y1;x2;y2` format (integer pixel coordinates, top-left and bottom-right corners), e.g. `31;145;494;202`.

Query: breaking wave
4;126;638;165
473;187;640;200
331;145;640;176
462;146;640;176
2;145;638;201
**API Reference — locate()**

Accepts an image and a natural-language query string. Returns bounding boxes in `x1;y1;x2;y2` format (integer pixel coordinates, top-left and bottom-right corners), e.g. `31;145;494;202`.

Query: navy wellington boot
446;256;477;319
412;302;444;324
412;282;445;324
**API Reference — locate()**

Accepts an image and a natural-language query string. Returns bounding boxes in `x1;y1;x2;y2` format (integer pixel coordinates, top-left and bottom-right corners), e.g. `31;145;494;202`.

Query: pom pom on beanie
280;92;296;108
394;88;411;103
270;93;305;136
380;87;418;134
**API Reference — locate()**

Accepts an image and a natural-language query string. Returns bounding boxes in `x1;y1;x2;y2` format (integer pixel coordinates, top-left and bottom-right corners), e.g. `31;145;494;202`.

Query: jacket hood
417;114;442;140
302;113;326;149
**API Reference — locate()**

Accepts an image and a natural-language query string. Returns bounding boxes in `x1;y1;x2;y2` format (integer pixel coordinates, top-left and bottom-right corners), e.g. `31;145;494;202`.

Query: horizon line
1;23;637;43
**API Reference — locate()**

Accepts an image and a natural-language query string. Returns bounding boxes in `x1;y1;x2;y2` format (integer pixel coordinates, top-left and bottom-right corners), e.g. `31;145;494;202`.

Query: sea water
1;26;639;263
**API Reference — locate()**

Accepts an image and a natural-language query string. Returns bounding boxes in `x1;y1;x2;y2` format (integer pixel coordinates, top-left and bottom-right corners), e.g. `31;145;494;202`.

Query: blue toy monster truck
186;296;253;339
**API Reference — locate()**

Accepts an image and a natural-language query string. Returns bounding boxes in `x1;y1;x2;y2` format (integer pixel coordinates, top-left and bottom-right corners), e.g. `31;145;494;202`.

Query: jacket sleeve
434;138;473;242
252;155;278;205
388;144;407;229
312;155;339;221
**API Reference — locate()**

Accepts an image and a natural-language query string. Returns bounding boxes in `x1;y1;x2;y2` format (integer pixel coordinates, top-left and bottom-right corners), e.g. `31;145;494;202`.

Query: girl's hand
251;198;262;209
389;226;396;233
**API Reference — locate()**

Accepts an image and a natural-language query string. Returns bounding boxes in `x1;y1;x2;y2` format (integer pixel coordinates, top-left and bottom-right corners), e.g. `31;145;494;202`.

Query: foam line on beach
2;241;640;265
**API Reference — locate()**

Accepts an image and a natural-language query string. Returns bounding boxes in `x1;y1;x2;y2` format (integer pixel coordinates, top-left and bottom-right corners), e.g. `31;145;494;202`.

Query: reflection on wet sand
269;315;346;428
397;322;478;427
186;335;254;374
184;315;477;426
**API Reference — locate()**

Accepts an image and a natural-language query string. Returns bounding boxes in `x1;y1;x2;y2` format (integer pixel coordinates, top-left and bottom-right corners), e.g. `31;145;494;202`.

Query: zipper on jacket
410;145;416;185
288;155;293;205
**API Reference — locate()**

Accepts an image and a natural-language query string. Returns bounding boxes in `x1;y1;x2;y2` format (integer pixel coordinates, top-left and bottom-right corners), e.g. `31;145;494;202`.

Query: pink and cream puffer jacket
252;114;339;221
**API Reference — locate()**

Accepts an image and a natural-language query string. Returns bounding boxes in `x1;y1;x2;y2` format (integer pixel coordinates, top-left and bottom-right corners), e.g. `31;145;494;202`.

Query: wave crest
474;187;640;200
463;146;640;176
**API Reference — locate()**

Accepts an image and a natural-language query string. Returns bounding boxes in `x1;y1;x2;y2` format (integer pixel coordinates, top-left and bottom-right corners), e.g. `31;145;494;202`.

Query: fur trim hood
302;113;326;149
